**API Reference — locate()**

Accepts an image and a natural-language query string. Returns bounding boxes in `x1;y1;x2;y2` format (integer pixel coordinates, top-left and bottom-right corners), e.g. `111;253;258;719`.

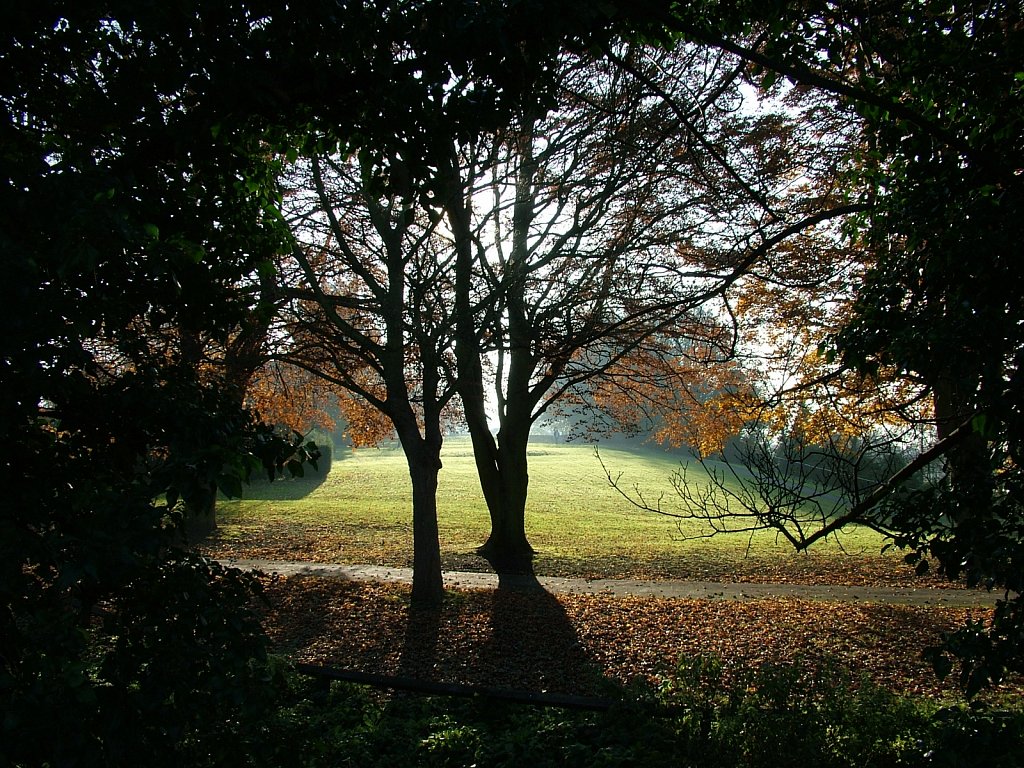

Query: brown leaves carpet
259;576;1012;702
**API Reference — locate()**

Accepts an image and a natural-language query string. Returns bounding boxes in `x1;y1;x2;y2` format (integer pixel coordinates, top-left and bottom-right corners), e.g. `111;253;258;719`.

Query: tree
278;152;463;604
650;0;1024;694
445;43;863;573
802;1;1024;695
247;360;340;437
0;3;332;762
3;8;618;740
262;2;703;584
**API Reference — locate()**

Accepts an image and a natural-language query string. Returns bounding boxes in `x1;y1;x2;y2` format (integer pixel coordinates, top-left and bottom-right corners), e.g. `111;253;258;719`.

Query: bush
310;439;333;478
1;554;287;768
212;660;1023;768
656;655;1024;768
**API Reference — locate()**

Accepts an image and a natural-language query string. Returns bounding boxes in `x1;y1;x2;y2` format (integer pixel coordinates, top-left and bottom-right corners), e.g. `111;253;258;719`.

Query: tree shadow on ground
396;601;444;683
258;575;336;658
396;574;612;698
241;472;328;500
484;572;608;695
259;574;617;700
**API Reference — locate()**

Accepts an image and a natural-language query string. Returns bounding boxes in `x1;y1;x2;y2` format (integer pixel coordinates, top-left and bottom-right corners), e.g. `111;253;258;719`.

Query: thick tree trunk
184;491;218;543
397;430;445;606
444;151;530;574
932;371;992;515
476;495;533;573
447;127;541;575
179;295;269;544
475;421;534;574
456;373;535;573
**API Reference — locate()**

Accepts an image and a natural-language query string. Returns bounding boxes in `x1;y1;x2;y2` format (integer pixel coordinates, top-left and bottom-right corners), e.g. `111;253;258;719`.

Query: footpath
221;558;1001;608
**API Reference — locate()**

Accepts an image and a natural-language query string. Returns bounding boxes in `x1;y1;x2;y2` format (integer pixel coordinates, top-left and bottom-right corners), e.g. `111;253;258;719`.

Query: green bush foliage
210;659;1023;768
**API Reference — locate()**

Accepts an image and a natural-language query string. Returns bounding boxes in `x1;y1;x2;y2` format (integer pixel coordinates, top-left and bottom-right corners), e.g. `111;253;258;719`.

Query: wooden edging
294;663;617;712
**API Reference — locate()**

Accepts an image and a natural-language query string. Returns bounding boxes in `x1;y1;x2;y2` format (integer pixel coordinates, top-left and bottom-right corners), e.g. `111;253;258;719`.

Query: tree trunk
476;423;535;574
447;125;541;575
455;368;536;574
184;491;218;543
397;430;445;606
932;370;992;516
476;123;542;574
461;430;536;574
179;303;268;543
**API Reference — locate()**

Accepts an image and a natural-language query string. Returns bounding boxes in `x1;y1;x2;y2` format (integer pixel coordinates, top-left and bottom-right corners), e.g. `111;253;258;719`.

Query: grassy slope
207;436;934;586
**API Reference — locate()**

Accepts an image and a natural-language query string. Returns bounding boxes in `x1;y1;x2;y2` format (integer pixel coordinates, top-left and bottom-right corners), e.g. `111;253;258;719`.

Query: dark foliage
218;662;1024;768
1;3;314;764
658;0;1024;693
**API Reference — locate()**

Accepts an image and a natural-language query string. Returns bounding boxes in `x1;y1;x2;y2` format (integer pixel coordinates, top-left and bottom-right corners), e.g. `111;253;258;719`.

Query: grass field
206;436;937;586
205;436;1024;706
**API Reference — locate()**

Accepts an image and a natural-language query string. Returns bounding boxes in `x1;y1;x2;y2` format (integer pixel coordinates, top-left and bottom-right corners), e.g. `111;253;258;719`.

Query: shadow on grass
242;472;328;501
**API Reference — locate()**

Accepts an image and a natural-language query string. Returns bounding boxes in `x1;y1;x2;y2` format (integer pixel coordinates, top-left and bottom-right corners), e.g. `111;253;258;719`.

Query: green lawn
207;436;930;586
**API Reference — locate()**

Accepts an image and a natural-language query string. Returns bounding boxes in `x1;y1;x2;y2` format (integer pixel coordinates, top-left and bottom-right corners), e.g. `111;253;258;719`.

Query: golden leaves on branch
590;347;755;458
247;362;336;434
247;360;396;446
337;389;395;447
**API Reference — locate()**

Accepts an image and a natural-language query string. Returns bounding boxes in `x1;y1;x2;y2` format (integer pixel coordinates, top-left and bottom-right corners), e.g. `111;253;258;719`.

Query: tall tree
448;44;861;572
263;1;696;585
278;153;462;604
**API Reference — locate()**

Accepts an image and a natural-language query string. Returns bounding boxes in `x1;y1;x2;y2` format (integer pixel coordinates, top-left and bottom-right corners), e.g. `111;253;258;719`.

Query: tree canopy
1;2;332;761
643;0;1024;695
3;9;1022;763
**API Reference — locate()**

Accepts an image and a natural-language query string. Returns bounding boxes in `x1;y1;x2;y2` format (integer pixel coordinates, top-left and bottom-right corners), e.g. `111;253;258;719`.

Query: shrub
147;660;1023;767
657;655;1023;768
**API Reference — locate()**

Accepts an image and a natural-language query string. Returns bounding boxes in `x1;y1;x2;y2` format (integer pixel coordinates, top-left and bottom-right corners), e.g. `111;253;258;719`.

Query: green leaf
965;668;989;700
924;647;953;680
256;259;276;279
218;474;244;499
970;413;1000;439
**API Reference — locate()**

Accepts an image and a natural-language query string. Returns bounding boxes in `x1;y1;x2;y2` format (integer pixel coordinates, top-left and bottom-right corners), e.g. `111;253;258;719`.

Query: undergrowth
231;656;1022;768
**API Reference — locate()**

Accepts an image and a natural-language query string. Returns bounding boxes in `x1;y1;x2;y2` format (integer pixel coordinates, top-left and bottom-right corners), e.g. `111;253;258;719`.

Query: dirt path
222;558;1002;607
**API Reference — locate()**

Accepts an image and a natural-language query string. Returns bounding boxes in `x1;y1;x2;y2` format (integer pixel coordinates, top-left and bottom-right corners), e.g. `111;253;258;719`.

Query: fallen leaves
258;576;1017;703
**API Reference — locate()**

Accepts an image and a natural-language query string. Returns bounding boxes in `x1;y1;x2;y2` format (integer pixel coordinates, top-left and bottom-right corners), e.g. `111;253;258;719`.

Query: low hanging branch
791;415;977;550
294;663;615;712
598;412;978;550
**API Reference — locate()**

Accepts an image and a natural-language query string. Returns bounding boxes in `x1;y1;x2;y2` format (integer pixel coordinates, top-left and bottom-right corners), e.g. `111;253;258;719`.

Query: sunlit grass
210;435;920;584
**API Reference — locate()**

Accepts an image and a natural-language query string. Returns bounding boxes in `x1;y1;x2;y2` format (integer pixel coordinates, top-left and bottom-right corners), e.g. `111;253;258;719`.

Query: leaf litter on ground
257;576;1020;704
206;494;1018;703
